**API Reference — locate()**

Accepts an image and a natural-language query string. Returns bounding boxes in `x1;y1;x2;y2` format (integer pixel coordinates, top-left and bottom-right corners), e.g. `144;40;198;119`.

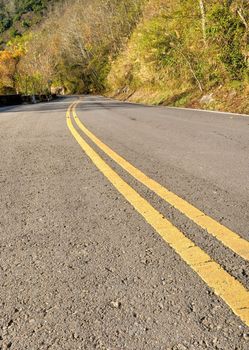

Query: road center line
67;103;249;327
72;102;249;261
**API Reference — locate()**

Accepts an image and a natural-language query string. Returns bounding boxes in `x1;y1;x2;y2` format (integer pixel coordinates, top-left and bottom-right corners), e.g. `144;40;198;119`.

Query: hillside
1;0;249;113
107;0;249;113
0;0;57;47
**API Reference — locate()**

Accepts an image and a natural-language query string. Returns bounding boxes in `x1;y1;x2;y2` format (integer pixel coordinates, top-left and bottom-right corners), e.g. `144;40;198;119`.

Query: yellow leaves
0;42;25;91
0;50;13;62
0;50;15;91
0;40;25;73
0;50;14;78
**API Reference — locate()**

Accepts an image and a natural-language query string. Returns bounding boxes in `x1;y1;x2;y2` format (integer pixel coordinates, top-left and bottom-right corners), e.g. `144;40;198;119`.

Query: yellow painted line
72;103;249;261
67;103;249;327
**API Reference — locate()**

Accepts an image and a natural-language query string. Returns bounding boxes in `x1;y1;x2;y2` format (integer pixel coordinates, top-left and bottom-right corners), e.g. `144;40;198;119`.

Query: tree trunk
199;0;207;46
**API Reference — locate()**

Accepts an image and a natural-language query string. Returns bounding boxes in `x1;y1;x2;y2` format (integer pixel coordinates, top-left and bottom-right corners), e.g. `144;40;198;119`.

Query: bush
22;20;31;28
207;5;247;79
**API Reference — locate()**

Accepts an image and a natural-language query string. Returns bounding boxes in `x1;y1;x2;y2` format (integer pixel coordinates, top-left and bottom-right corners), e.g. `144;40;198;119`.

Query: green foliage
108;0;249;108
1;17;12;31
207;4;247;79
0;0;54;38
9;28;21;38
13;0;50;15
22;19;31;28
134;18;176;67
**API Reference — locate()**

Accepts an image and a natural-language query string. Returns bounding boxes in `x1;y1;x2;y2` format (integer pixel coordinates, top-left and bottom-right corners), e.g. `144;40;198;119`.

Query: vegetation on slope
1;0;249;113
108;0;249;112
0;0;57;45
0;0;144;94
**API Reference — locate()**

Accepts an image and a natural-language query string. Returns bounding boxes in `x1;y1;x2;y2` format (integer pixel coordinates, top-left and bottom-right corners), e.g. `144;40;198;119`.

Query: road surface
0;96;249;349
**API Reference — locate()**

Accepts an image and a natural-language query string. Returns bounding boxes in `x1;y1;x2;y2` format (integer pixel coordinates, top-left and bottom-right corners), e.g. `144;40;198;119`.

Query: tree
199;0;207;46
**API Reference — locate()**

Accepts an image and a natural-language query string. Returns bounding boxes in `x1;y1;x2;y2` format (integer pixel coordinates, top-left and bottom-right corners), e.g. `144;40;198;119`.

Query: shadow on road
0;96;71;114
0;95;151;115
76;102;149;112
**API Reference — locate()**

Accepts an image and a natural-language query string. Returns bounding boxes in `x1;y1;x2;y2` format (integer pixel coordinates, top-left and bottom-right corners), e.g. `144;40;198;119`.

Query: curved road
0;96;249;349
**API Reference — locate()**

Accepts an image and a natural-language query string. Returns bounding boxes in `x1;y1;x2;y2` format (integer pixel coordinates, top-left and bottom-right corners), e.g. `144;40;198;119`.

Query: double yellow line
67;101;249;327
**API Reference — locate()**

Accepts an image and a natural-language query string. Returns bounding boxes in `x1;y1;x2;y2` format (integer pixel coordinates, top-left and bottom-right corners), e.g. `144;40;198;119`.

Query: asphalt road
0;96;249;349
